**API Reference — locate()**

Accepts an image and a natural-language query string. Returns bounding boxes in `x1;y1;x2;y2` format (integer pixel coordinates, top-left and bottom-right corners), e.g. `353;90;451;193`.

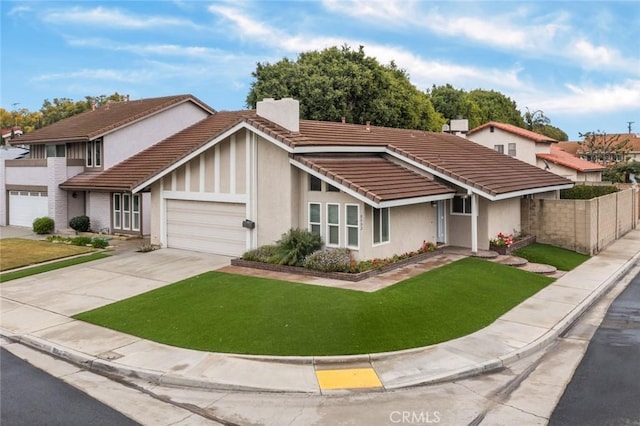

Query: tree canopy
246;45;445;131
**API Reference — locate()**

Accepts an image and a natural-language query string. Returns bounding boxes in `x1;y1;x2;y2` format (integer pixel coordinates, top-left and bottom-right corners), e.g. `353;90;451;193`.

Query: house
50;97;572;259
1;126;23;142
558;133;640;164
0;95;214;231
467;121;605;182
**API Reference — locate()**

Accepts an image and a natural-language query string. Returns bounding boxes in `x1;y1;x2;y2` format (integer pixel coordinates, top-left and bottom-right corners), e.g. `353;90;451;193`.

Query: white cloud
524;80;640;115
322;0;415;23
42;6;202;30
8;5;31;16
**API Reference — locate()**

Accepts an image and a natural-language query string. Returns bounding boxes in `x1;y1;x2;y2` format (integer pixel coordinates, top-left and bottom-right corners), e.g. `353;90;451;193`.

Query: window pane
452;196;463;213
133;195;140;212
123;194;130;211
309;175;322;191
373;208;381;244
133;212;140;231
86;142;92;166
46;145;56;158
309;203;320;223
381;208;389;241
508;143;516;156
327;183;339;192
123;212;130;229
311;224;321;236
348;227;358;247
95;140;101;166
346;205;358;226
328;204;339;224
464;197;472;214
329;225;339;245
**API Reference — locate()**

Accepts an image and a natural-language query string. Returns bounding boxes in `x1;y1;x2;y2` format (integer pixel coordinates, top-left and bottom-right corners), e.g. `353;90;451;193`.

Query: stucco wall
86;192;111;233
486;197;521;241
103;102;210;169
467;128;540;165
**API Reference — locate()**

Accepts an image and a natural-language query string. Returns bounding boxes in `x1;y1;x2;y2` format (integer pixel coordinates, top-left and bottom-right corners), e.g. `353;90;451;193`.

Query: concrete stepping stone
517;262;557;275
492;255;528;267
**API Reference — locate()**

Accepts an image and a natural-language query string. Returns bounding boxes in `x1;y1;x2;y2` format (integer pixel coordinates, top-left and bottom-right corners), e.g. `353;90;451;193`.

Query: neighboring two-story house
467;122;605;182
558;133;640;164
1;95;214;232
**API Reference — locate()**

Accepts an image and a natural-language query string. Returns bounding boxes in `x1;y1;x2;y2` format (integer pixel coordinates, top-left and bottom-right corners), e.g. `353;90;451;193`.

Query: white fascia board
492;183;574;200
291;158;455;209
132;122;294;193
162;191;247;203
293;146;386;154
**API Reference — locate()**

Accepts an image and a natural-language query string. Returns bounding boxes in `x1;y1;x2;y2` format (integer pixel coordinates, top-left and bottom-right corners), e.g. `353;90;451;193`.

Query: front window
452;195;472;215
373;207;390;244
327;203;340;246
508;143;516;157
113;193;140;231
346;204;359;248
309;202;321;236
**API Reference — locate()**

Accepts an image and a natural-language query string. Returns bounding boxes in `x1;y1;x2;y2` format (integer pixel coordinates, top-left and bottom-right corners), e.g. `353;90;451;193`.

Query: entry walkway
1;229;639;394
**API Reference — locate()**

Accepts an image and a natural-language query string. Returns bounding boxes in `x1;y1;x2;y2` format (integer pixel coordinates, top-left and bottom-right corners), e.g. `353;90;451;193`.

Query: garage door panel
9;191;49;227
166;200;246;256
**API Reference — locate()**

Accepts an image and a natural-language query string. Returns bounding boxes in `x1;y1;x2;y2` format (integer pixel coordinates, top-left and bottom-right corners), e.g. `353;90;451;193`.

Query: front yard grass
0;238;96;271
512;243;589;271
0;253;110;283
74;257;553;356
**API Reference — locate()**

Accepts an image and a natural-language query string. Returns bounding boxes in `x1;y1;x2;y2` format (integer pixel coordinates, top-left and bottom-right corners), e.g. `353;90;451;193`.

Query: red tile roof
293;155;455;203
12;95;214;145
556;141;580;155
537;145;606;172
565;134;640;152
62;112;573;198
468;121;557;144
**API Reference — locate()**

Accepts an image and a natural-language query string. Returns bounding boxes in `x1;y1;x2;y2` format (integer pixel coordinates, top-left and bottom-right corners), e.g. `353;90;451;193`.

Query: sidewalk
1;229;639;395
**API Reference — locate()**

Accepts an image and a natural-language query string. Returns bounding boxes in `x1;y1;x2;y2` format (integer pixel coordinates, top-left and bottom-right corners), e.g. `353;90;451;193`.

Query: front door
436;200;446;244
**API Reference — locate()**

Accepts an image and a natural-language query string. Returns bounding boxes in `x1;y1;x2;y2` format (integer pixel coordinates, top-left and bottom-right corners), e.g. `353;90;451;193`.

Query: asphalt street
0;348;140;426
549;269;640;425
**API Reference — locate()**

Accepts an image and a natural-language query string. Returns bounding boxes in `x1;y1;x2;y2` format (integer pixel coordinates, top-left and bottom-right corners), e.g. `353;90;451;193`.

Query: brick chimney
256;98;299;133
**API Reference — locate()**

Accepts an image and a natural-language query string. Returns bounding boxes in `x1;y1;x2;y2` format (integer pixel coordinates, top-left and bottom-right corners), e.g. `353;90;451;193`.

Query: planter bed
490;235;536;255
230;248;441;282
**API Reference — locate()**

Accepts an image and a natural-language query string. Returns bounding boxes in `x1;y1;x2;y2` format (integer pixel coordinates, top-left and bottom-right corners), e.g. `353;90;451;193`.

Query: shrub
33;217;55;234
242;245;279;263
304;248;353;272
69;215;91;232
561;185;618;200
71;236;93;246
90;237;110;249
271;228;323;266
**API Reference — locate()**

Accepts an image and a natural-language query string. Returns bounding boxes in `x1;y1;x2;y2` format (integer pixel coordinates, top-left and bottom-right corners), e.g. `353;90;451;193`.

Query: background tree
467;89;525;127
578;131;631;164
428;84;482;129
246;45;445;131
522;107;568;140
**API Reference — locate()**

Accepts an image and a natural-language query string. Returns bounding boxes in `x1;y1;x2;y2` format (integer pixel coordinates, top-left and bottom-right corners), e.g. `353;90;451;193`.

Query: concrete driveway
0;248;233;329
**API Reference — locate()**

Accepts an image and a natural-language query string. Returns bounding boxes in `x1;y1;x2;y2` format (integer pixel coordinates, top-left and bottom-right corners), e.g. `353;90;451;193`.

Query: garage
166;200;247;256
9;191;48;227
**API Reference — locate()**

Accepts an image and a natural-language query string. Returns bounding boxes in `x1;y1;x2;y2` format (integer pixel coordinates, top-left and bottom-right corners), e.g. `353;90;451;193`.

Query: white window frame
86;139;102;168
345;204;359;249
373;207;390;245
508;143;516;157
451;195;472;216
308;202;322;237
113;193;140;231
326;203;340;247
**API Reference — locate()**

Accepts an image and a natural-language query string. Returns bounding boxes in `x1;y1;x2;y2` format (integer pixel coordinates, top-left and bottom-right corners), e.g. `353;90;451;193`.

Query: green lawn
74;258;553;356
0;253;111;283
513;243;589;271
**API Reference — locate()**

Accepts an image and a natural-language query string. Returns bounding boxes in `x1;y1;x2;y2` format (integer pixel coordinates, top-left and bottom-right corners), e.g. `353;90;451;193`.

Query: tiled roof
63;112;572;198
566;134;640;152
293;155;455;203
556;141;580;155
60;110;247;191
468;121;557;144
537;145;606;172
13;95;214;145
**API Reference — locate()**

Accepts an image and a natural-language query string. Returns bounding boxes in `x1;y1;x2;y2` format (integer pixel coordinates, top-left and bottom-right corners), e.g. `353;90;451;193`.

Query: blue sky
1;1;639;139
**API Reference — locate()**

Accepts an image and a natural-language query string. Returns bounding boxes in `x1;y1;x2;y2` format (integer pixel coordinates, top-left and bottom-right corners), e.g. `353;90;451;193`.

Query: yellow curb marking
315;368;383;390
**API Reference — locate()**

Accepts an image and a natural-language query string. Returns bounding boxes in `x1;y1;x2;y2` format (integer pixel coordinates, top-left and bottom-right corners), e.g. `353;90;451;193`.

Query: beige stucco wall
86;191;111;233
468;128;543;165
486;197;521;241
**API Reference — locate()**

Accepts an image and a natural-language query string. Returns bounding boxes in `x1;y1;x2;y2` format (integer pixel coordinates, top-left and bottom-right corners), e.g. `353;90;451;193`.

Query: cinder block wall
521;187;636;255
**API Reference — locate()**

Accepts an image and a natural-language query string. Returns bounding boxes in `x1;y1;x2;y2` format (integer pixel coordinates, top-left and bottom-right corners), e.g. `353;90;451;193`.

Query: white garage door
166;200;246;256
9;191;49;227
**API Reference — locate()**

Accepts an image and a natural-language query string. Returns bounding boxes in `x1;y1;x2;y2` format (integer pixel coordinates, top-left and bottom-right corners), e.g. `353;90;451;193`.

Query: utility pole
627;121;634;134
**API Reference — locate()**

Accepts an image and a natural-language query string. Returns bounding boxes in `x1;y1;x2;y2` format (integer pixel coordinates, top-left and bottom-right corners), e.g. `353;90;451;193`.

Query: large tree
467;89;525;127
246;45;445;131
428;84;482;129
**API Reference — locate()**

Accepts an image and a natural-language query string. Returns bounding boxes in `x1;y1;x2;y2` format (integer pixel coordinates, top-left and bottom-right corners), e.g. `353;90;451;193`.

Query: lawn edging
230;248;441;282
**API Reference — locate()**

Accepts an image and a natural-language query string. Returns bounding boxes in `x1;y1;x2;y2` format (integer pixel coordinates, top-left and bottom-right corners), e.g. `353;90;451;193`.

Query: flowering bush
242;244;279;263
489;232;514;247
304;248;353;272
